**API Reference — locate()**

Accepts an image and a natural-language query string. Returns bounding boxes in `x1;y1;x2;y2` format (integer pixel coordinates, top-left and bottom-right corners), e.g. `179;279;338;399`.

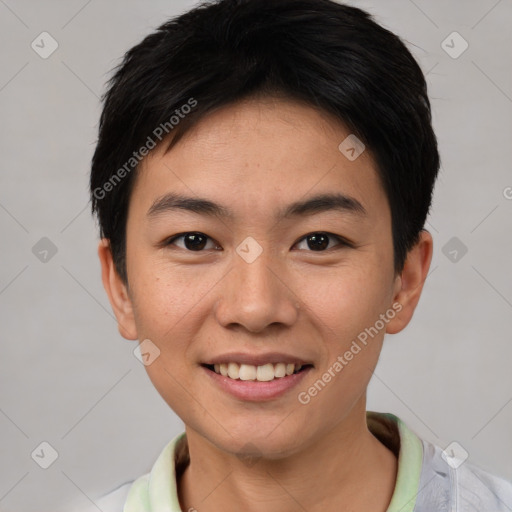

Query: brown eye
294;232;350;251
166;232;218;251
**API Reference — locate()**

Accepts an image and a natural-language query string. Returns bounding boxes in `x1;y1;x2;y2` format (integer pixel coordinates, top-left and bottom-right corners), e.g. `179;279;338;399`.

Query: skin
99;96;433;512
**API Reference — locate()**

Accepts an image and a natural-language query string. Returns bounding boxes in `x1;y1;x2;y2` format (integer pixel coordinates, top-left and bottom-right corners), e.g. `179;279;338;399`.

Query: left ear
386;230;433;335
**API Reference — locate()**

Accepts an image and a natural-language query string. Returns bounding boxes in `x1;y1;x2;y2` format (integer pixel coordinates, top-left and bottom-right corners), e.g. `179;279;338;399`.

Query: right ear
97;239;138;340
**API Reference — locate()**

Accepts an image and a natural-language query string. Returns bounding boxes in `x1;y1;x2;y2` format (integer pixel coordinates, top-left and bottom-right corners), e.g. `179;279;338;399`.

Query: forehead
130;97;389;225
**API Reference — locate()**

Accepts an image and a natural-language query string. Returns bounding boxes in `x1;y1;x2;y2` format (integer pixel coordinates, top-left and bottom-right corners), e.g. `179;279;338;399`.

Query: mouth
201;362;314;382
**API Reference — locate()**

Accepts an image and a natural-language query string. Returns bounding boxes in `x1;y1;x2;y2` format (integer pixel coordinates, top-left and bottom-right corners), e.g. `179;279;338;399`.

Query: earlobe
385;230;433;335
97;239;138;340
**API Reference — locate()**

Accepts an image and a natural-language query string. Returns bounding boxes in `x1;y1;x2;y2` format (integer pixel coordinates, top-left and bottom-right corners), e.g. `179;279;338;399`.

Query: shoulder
94;478;141;512
419;438;512;511
91;433;186;511
455;459;512;510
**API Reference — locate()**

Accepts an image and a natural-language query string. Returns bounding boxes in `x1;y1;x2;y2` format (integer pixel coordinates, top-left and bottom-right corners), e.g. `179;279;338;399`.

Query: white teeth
213;362;305;381
227;362;239;379
274;363;286;378
256;363;274;381
239;364;257;381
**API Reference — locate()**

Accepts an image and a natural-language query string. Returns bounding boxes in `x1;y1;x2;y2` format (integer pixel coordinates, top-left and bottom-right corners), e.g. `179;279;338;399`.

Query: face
100;97;429;459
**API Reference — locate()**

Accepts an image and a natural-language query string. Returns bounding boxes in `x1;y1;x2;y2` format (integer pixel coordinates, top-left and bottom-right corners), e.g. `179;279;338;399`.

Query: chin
214;423;310;461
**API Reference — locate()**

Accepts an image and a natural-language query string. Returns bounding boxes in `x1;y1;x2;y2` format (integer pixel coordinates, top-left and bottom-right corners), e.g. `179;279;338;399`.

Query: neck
177;403;398;512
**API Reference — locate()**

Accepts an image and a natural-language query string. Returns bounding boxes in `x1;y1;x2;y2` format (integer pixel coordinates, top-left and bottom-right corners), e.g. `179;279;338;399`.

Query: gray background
0;0;511;510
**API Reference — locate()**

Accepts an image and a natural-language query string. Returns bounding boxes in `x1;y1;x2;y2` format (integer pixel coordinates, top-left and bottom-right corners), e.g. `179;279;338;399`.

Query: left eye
294;232;350;251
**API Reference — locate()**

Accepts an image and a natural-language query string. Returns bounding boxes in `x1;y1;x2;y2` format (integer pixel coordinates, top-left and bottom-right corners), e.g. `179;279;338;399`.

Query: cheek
128;257;228;362
295;261;392;341
127;267;203;413
298;267;389;416
130;251;200;325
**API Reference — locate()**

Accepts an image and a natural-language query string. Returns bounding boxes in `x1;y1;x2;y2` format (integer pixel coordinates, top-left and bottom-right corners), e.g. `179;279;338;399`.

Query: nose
214;247;299;333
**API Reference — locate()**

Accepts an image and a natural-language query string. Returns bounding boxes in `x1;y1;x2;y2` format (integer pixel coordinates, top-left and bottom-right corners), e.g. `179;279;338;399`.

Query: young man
89;0;512;510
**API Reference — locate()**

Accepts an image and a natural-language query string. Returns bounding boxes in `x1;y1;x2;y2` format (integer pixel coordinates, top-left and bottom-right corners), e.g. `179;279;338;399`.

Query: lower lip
202;365;313;401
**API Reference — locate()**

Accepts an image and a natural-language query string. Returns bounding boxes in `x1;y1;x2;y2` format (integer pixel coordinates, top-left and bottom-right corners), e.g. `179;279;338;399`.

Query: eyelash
163;231;354;252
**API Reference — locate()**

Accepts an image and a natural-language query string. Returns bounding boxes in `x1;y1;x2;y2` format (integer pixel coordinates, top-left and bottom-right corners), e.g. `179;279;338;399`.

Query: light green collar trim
124;412;424;512
124;431;185;512
382;413;424;512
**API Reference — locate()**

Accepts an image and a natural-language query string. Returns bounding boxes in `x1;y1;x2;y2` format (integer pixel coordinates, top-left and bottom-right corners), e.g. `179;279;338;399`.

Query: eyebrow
147;192;366;220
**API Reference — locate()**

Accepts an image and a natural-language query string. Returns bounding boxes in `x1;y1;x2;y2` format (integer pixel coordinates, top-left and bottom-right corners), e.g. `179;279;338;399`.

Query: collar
123;411;424;512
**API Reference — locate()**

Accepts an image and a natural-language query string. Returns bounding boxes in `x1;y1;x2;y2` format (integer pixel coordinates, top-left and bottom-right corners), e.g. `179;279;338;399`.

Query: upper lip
203;352;313;367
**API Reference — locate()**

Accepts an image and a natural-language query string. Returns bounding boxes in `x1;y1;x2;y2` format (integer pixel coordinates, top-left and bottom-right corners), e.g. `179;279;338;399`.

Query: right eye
164;232;221;251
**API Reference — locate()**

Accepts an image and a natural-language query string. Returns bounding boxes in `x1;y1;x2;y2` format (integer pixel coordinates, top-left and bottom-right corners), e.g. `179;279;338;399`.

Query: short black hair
90;0;440;283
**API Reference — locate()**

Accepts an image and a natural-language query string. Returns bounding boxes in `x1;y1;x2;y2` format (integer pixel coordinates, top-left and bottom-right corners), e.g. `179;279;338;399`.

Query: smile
203;362;312;382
